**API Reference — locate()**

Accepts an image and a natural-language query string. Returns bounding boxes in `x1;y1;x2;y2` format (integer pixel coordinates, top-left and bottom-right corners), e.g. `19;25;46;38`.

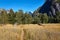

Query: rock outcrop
33;0;60;16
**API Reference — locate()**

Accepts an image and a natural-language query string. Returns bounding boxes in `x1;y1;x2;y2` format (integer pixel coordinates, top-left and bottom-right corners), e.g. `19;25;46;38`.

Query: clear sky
0;0;45;12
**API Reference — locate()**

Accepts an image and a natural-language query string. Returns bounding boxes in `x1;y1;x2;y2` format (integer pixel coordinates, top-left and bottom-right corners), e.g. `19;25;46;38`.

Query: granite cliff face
33;0;60;16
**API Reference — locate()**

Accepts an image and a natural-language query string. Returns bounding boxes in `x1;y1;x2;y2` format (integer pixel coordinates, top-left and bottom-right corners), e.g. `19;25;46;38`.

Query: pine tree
0;10;8;24
41;13;48;23
15;10;24;24
56;11;60;23
8;9;15;24
22;13;33;24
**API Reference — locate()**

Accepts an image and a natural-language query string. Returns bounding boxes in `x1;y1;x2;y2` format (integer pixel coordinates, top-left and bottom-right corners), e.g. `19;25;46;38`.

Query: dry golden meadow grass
0;24;60;40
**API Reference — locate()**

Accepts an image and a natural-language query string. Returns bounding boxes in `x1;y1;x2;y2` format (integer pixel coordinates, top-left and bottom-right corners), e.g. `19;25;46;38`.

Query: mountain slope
33;0;60;16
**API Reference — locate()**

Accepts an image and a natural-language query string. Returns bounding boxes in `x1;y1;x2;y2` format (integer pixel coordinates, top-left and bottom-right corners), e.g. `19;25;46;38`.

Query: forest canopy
0;9;60;24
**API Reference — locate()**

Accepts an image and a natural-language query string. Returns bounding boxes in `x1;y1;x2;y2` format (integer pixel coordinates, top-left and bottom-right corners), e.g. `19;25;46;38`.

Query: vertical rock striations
33;0;60;16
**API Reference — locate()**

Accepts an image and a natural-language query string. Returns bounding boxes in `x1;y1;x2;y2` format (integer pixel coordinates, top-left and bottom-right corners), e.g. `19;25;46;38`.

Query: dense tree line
0;9;60;24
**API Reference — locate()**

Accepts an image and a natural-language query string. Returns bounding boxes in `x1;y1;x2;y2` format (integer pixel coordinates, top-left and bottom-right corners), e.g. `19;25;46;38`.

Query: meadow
0;24;60;40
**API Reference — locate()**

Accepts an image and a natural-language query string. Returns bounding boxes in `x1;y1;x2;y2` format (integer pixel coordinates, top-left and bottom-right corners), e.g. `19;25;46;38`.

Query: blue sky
0;0;45;12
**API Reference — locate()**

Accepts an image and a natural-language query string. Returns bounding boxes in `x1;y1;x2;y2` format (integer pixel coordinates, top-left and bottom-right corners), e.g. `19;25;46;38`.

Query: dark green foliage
32;16;40;24
8;9;15;24
0;10;8;24
48;11;60;23
22;13;33;24
55;12;60;23
41;13;48;23
0;9;60;24
15;10;24;24
48;16;55;23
